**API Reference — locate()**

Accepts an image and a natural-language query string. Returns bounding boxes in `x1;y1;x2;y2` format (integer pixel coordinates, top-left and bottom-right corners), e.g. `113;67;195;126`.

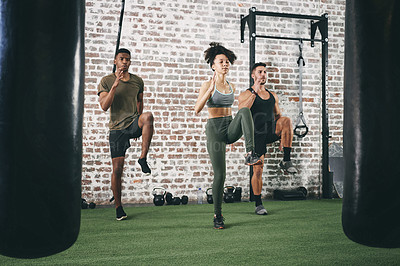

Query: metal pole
320;14;331;198
248;7;256;201
256;35;323;43
249;7;256;88
254;10;325;21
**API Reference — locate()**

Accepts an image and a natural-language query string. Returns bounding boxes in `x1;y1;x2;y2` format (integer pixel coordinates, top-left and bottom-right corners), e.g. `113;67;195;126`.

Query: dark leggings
205;107;255;216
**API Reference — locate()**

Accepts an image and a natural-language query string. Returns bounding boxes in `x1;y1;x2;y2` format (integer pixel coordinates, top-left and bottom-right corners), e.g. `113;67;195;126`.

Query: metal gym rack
240;7;331;199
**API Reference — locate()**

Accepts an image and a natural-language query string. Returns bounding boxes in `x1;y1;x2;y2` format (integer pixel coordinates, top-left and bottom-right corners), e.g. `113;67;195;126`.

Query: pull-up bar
240;7;331;200
241;7;329;52
255;35;323;43
249;10;325;20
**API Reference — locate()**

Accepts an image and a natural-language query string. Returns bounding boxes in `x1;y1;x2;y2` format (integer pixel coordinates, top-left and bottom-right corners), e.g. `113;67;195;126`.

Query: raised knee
286;117;293;130
238;107;252;118
142;112;154;123
239;106;251;113
283;117;292;127
279;117;292;129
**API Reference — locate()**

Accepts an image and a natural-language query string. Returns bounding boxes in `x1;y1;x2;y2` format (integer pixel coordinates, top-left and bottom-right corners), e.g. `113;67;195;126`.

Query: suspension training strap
294;39;309;138
113;0;126;73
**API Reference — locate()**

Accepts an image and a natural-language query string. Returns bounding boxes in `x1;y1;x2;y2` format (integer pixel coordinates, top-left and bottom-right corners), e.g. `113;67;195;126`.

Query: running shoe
138;157;151;175
213;214;225;229
245;151;262;166
116;206;127;221
279;160;298;174
255;205;268;215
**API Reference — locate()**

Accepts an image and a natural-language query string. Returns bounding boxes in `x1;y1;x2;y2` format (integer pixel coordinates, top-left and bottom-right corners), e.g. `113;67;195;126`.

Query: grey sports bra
206;81;234;108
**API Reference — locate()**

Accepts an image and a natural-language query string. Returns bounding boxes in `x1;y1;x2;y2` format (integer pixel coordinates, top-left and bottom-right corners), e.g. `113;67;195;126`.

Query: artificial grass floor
1;199;399;265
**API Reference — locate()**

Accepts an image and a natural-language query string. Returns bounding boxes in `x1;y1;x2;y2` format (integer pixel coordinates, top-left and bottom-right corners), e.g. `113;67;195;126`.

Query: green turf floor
1;199;399;265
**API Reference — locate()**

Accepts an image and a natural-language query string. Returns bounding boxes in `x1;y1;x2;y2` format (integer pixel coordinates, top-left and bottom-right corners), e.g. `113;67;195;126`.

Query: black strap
294;39;308;138
248;87;256;94
112;0;126;73
297;56;305;66
294;124;309;138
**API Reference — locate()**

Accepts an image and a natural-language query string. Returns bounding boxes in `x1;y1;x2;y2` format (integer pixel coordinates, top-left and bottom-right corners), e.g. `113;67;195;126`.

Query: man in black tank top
239;62;298;215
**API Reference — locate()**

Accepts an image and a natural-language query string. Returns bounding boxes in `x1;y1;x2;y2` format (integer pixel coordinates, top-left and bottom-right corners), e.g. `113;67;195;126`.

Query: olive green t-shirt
97;73;144;130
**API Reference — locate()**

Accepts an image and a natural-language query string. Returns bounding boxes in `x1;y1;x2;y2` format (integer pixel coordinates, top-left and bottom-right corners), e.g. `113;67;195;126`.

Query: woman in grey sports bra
194;42;261;229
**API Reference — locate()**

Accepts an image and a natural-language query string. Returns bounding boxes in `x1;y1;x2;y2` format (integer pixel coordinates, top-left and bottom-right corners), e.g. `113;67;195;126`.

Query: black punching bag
0;1;85;258
343;0;400;248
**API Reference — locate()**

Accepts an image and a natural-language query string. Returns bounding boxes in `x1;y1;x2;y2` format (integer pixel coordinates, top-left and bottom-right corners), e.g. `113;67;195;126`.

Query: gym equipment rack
240;7;330;199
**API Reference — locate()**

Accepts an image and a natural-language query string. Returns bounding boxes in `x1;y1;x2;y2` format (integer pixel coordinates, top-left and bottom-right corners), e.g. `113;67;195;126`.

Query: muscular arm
239;73;264;109
137;92;143;115
238;90;256;109
98;70;123;111
272;91;282;120
99;89;116;111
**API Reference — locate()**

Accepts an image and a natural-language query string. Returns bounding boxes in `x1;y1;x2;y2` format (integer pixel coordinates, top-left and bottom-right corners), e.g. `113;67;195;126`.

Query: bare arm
194;72;216;114
99;90;115;112
99;69;124;111
238;90;256;109
239;72;265;109
272;91;282;120
137;92;143;115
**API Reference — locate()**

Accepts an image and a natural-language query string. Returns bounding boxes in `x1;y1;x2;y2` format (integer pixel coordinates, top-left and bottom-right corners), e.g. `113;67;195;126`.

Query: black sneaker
279;160;298;174
213;214;225;229
244;151;262;166
138;157;151;175
116;206;127;221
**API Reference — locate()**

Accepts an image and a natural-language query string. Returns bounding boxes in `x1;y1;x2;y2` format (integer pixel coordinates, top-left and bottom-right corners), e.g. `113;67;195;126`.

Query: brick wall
83;0;345;205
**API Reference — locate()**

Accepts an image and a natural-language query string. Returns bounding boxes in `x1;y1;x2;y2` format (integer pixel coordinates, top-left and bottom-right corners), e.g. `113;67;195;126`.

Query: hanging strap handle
294;39;309;138
294;112;309;138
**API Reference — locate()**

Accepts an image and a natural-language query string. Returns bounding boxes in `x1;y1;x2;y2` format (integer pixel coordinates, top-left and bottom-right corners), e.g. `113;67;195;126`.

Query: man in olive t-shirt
98;48;154;221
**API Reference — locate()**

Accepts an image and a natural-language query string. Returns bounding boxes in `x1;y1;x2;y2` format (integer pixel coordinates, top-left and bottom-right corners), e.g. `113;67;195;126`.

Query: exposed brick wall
83;0;344;205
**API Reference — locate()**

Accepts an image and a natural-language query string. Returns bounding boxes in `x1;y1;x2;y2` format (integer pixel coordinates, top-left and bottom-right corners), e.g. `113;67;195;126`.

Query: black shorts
254;120;281;156
109;116;142;158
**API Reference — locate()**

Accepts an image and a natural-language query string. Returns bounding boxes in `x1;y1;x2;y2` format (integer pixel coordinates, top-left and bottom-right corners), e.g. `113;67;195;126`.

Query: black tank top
248;88;275;132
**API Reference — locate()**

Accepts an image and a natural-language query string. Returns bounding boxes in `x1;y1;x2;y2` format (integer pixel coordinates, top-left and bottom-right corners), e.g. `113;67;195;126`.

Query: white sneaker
255;205;268;215
279;160;298;174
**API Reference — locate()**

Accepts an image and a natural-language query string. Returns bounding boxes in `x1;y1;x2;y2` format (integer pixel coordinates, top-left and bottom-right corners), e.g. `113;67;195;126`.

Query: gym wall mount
240;7;331;200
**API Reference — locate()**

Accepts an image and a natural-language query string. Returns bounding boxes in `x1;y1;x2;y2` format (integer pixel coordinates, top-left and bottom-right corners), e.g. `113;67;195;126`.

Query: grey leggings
205;107;255;215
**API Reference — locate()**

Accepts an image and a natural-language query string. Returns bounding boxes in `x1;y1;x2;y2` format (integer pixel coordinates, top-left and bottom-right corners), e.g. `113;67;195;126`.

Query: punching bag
343;0;400;248
0;0;85;258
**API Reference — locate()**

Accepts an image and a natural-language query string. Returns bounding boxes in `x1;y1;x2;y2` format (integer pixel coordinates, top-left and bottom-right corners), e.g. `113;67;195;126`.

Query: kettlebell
81;198;96;209
165;192;174;205
233;186;242;202
81;198;88;209
172;197;181;205
223;186;235;203
297;186;307;197
181;195;189;205
206;188;213;204
152;187;165;206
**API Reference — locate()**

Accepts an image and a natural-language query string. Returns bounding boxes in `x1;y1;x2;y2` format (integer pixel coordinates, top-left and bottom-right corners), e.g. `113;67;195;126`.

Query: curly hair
204;42;237;69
